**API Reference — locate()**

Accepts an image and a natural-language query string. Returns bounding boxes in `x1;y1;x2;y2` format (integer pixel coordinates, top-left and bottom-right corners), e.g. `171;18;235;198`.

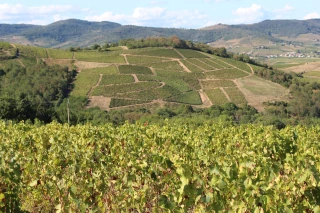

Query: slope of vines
0;122;319;212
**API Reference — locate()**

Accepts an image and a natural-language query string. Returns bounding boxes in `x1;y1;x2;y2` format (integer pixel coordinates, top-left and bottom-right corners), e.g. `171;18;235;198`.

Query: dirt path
86;96;111;110
173;49;186;59
196;91;212;108
46;49;51;59
87;74;103;96
132;74;139;82
194;58;217;70
175;59;191;73
119;46;129;50
17;59;25;68
121;54;129;64
150;67;157;76
220;87;231;101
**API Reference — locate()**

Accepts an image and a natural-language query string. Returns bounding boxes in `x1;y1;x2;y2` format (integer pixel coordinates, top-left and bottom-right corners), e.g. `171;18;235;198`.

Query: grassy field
176;49;209;58
165;91;202;105
126;55;168;64
131;48;182;58
16;45;48;58
205;69;249;79
81;66;119;75
201;80;237;89
187;58;216;70
71;73;100;96
180;60;205;73
100;75;135;85
47;49;73;59
75;51;125;63
224;87;247;105
92;82;161;96
205;88;230;105
109;98;150;108
119;65;153;75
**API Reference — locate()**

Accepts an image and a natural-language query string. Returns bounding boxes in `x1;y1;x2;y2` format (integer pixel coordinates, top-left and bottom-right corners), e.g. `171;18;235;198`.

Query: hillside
1;19;320;51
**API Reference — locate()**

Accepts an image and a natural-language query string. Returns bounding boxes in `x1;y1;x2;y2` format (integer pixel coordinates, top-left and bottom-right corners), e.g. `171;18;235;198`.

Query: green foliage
81;66;119;75
131;48;182;58
100;74;135;85
16;45;48;58
92;82;161;97
180;60;204;73
119;85;180;100
1;122;319;212
71;72;100;96
0;42;13;50
47;48;73;59
187;58;216;70
176;49;209;58
126;55;167;64
75;51;125;63
118;65;153;75
201;80;237;89
165;91;202;105
206;88;230;105
224;87;248;105
198;58;226;69
148;61;185;72
205;69;249;79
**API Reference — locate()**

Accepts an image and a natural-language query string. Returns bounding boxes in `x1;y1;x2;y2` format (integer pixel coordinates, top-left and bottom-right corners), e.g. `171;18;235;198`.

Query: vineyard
1;121;319;212
3;44;287;110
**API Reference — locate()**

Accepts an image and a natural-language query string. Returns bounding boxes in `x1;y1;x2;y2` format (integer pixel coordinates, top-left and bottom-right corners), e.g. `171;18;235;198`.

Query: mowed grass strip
16;45;47;58
47;49;73;59
71;73;100;96
187;59;216;70
118;85;180;100
75;51;125;63
165;91;202;105
176;49;209;58
198;58;226;69
147;61;185;72
205;88;230;105
109;98;150;108
82;66;119;75
224;87;247;105
100;75;135;85
119;65;153;75
180;60;204;73
201;80;237;89
126;55;167;64
92;81;161;96
132;48;182;58
156;70;204;90
205;69;249;79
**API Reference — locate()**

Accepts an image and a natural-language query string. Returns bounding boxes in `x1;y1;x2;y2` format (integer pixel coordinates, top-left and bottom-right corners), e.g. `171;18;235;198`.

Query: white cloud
86;7;209;28
0;3;84;25
233;4;266;24
304;12;320;20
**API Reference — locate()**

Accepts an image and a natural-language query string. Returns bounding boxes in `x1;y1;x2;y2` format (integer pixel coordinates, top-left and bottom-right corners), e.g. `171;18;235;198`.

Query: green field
180;59;205;73
47;48;73;59
16;45;48;58
146;61;185;72
75;51;125;63
71;73;100;96
201;80;237;89
81;66;119;75
100;75;135;85
165;91;202;105
206;88;230;105
187;58;216;70
118;85;180;100
132;48;182;58
126;55;168;64
119;65;153;75
92;82;161;96
205;69;249;79
224;87;248;105
176;49;209;58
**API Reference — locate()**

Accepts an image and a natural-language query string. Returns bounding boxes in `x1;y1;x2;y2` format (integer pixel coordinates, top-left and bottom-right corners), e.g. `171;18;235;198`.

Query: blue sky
0;0;319;28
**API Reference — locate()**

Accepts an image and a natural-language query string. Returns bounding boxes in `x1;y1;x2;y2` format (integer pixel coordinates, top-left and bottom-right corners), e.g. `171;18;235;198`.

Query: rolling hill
1;18;320;53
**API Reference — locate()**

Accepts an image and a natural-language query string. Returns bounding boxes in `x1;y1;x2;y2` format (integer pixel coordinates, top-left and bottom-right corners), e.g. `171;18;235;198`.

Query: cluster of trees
68;42;119;52
118;36;228;57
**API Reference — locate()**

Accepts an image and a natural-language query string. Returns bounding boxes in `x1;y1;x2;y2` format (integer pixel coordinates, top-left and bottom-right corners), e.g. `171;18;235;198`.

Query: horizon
0;0;319;28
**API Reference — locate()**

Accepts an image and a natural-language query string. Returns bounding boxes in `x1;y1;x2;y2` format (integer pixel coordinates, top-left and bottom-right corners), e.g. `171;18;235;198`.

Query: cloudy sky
0;0;319;28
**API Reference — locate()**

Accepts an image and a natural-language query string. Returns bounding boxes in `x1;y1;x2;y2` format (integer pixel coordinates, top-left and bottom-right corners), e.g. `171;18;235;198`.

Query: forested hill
1;19;320;48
